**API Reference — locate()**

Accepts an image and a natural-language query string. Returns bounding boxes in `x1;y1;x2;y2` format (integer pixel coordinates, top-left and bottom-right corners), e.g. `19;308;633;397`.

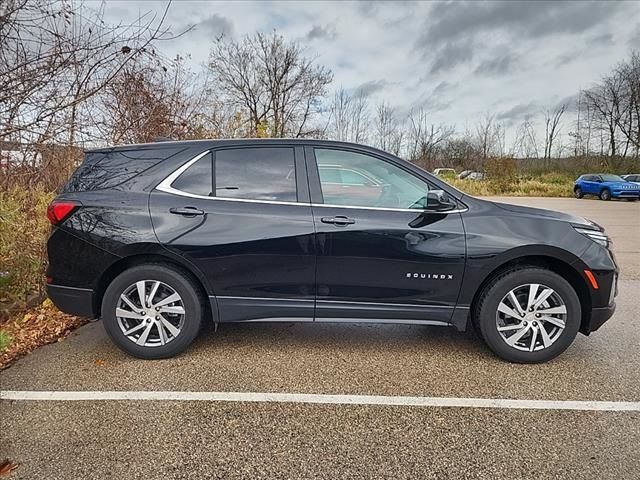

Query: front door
306;146;466;324
150;145;316;322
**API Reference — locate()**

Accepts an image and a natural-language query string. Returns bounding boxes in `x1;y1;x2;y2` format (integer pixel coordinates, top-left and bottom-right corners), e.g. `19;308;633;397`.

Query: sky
99;0;640;141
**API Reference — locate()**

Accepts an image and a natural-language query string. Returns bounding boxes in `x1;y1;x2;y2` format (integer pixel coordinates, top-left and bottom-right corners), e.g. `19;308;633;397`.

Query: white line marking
1;391;639;412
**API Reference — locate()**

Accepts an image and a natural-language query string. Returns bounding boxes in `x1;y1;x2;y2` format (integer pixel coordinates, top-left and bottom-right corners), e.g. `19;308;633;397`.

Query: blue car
574;174;640;201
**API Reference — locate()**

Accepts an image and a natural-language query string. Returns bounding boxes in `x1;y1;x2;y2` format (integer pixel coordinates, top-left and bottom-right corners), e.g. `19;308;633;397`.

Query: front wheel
474;267;581;363
101;264;205;359
600;189;611;201
574;187;584;199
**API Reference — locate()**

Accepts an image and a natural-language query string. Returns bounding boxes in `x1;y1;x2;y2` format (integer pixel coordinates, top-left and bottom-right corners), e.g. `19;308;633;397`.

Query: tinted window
601;174;624;182
315;148;429;209
215;148;297;202
172;154;212;196
65;147;185;192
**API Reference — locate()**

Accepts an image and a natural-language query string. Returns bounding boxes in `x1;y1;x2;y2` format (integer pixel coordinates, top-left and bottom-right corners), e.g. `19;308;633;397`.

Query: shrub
0;188;54;310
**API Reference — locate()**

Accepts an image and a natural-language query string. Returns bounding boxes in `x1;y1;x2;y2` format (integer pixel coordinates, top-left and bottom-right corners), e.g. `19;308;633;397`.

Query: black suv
46;139;617;363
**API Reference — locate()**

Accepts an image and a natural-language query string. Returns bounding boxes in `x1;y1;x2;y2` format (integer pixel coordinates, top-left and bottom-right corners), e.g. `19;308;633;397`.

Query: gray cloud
497;101;539;124
420;1;620;48
474;53;517;76
432;81;456;96
306;24;336;41
416;1;621;74
428;40;475;73
196;14;233;38
354;79;389;97
629;25;640;47
587;32;614;46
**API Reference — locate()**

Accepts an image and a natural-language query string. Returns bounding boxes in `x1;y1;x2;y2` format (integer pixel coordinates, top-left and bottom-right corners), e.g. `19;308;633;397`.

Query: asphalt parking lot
1;197;639;479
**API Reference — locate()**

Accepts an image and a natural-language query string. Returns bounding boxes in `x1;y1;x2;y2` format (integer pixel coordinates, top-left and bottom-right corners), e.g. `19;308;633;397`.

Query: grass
448;173;575;197
0;330;11;353
0;187;54;312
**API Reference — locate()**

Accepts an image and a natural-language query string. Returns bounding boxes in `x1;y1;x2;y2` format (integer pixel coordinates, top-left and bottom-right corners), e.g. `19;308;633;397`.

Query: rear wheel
600;189;611;201
102;264;204;359
474;267;580;363
574;187;583;199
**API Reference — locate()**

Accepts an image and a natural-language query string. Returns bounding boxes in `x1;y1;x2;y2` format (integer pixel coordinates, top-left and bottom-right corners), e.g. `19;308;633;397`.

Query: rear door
583;175;600;194
306;145;466;325
150;145;316;322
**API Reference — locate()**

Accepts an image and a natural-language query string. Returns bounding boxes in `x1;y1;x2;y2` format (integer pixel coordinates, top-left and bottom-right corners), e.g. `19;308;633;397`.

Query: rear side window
171;154;212;196
215;147;297;202
64;147;185;192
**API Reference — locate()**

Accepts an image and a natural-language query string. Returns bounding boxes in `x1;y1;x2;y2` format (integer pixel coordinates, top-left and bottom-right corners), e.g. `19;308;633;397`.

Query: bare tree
543;103;566;161
0;0;177;146
209;31;332;138
373;101;398;151
615;51;640;156
583;75;625;158
96;56;209;144
406;108;454;169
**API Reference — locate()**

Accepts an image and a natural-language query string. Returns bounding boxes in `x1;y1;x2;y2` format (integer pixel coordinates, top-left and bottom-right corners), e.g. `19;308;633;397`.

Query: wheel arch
468;254;591;334
93;252;217;322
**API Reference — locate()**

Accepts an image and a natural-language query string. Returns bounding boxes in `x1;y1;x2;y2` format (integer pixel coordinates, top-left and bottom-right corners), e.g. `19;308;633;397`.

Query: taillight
47;200;79;225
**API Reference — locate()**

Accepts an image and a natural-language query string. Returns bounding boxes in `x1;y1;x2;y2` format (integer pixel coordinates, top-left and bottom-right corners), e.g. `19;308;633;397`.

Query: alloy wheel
495;283;567;352
116;280;185;347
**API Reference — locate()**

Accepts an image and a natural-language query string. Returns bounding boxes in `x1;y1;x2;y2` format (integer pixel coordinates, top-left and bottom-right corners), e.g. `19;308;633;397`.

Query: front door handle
169;206;205;217
321;215;355;226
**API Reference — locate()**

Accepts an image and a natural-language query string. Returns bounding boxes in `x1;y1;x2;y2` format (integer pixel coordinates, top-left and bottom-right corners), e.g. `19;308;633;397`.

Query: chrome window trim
311;203;468;214
155;150;307;207
155;150;468;213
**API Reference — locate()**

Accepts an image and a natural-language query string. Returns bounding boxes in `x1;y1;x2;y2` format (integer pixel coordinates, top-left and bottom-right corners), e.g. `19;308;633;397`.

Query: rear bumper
47;284;96;318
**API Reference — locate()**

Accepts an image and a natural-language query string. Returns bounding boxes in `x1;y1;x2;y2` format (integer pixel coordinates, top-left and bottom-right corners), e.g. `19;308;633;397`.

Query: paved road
1;197;639;479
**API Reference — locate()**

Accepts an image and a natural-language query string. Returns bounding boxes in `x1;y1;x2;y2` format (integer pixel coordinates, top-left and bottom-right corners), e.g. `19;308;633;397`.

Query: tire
101;264;205;359
574;187;583;199
600;189;611;201
474;267;580;363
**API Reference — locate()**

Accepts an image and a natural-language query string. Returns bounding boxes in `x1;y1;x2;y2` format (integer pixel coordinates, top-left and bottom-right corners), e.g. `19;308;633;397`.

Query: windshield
601;174;624;182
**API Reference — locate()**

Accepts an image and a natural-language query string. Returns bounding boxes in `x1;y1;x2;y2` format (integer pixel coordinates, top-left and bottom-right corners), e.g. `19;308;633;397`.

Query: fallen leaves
0;299;88;370
0;460;18;477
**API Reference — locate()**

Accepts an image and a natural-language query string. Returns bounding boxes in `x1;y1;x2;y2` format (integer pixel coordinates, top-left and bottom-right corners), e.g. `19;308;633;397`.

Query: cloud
628;24;640;47
497;101;539;124
427;40;475;73
306;24;336;41
420;1;621;48
196;14;233;38
415;1;622;74
474;53;517;76
353;79;389;97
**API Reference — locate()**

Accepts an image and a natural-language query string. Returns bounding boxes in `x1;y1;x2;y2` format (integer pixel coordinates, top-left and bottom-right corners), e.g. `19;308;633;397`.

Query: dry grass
0;187;54;314
449;173;574;197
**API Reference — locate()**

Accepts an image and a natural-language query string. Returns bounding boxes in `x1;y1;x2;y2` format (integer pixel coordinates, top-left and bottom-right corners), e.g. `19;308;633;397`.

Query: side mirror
426;189;457;212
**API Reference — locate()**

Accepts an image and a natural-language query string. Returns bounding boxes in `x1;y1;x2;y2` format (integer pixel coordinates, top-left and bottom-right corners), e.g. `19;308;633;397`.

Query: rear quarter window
64;147;185;192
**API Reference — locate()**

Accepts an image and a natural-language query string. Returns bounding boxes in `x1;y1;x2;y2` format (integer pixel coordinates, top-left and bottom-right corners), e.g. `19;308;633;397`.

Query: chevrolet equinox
46;139;618;363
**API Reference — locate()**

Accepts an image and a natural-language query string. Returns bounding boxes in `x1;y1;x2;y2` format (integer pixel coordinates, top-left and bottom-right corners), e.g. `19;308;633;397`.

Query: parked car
465;172;485;181
574;174;640;201
47;139;618;363
457;170;473;179
432;168;456;178
622;174;640;184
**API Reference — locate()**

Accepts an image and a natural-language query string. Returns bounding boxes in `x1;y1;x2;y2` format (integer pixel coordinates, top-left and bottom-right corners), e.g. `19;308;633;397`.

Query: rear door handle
169;206;205;217
321;215;355;226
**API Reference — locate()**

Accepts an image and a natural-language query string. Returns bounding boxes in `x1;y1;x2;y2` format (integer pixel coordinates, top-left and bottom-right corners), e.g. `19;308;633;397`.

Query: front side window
215;147;297;202
315;148;429;209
